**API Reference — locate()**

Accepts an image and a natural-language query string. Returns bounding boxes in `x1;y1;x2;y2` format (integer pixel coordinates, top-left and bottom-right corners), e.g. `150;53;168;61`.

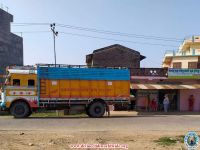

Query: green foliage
154;137;177;146
176;135;185;143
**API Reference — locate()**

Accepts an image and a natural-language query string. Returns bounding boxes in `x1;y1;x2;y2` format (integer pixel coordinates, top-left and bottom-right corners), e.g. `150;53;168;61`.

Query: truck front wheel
10;101;30;118
88;102;105;118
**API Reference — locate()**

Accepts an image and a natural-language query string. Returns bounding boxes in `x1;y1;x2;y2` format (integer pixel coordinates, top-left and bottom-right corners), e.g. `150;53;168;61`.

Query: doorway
158;90;179;111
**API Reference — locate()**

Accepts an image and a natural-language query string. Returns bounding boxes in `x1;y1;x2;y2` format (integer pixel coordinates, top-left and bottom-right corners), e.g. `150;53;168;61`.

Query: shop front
179;89;200;112
135;89;178;112
130;83;200;112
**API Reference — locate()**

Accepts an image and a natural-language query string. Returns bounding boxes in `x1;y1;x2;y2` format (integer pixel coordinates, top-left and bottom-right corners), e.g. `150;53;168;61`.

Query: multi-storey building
163;36;200;69
160;36;200;112
0;8;23;84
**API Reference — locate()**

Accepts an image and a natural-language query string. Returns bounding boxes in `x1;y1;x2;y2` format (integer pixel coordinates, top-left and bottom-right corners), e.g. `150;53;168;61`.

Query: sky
0;0;200;67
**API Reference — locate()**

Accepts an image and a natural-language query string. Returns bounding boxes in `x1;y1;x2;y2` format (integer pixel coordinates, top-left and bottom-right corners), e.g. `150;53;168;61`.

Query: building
130;76;200;112
162;36;200;69
129;36;200;112
150;36;200;112
0;8;23;84
86;44;145;69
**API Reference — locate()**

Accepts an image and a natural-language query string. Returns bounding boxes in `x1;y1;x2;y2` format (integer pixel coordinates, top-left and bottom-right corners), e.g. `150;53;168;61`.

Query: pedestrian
188;95;195;111
150;98;157;111
163;94;169;112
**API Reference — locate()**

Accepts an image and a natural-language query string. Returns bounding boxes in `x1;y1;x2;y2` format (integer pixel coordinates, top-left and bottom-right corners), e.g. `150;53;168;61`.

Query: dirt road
0;112;200;150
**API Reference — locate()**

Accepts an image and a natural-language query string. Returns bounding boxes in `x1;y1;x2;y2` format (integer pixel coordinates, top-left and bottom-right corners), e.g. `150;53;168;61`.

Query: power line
13;31;50;34
12;23;50;26
57;23;183;42
59;31;178;47
13;31;51;37
12;30;178;47
11;22;183;42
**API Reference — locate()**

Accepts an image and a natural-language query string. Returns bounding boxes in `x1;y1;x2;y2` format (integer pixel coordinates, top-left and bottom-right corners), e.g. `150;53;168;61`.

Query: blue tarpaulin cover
38;67;130;81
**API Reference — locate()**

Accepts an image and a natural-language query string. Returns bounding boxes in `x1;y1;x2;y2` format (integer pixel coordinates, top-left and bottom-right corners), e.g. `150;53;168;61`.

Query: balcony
163;50;198;57
164;50;176;57
130;68;168;79
163;49;200;67
179;36;200;51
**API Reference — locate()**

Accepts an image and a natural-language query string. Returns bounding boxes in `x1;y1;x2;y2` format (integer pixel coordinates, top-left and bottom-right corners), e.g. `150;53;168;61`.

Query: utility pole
50;23;58;66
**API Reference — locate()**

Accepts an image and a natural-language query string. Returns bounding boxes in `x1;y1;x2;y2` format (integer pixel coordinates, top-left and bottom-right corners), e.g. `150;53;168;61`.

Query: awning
130;83;200;90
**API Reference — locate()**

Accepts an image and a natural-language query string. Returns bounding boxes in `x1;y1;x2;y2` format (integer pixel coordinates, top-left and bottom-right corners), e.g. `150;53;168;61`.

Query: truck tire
88;102;105;118
26;110;32;117
10;102;30;118
85;106;92;117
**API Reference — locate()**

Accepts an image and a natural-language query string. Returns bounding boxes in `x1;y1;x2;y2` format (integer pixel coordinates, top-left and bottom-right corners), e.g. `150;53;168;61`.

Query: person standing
188;95;195;111
150;98;157;111
163;94;169;112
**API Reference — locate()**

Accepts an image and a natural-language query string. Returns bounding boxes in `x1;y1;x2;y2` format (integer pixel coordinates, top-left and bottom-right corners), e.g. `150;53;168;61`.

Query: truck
0;64;130;118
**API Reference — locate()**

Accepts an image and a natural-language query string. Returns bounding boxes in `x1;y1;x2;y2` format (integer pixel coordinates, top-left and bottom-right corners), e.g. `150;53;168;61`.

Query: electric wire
59;31;178;47
12;22;183;42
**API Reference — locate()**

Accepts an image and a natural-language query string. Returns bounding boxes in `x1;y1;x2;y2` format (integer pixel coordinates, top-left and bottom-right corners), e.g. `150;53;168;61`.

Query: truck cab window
13;79;20;86
28;79;35;86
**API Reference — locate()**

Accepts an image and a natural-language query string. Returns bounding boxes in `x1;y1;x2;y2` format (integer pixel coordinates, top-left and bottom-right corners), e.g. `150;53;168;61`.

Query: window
13;79;20;86
173;62;182;69
188;62;197;69
28;79;35;86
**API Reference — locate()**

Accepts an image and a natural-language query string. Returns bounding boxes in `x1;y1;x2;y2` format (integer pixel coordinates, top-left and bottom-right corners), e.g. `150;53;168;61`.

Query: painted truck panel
40;79;130;99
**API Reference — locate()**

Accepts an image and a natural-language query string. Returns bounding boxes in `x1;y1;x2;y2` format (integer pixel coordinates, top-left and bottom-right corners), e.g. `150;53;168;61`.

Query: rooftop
91;44;146;60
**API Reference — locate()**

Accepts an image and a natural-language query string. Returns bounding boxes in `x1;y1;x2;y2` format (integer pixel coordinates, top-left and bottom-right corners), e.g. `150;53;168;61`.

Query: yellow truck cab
0;66;38;117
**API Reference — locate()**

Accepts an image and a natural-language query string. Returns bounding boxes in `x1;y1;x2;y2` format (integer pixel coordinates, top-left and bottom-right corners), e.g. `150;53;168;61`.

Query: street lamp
50;23;58;66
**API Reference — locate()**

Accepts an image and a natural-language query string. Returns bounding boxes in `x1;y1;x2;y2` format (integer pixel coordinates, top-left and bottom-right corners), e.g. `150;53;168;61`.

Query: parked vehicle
0;64;130;118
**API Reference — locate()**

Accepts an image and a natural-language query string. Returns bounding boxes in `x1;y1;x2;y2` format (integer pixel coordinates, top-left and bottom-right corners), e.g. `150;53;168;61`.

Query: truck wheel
10;102;30;118
88;102;105;118
85;106;92;117
26;110;32;117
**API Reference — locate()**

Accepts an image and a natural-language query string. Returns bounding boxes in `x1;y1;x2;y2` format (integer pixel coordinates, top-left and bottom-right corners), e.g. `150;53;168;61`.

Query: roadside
1;110;200;117
0;111;200;150
0;130;189;150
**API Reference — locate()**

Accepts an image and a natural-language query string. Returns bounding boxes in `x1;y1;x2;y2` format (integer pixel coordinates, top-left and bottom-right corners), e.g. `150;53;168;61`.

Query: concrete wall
0;8;23;76
180;89;200;111
137;96;148;108
171;56;198;68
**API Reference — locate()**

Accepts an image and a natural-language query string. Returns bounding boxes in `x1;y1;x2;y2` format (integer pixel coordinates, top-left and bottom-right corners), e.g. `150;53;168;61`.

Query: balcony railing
164;49;200;58
164;50;176;57
130;68;168;77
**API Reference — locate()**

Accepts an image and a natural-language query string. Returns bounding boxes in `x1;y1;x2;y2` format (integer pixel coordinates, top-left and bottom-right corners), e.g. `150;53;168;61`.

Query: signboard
168;69;200;79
